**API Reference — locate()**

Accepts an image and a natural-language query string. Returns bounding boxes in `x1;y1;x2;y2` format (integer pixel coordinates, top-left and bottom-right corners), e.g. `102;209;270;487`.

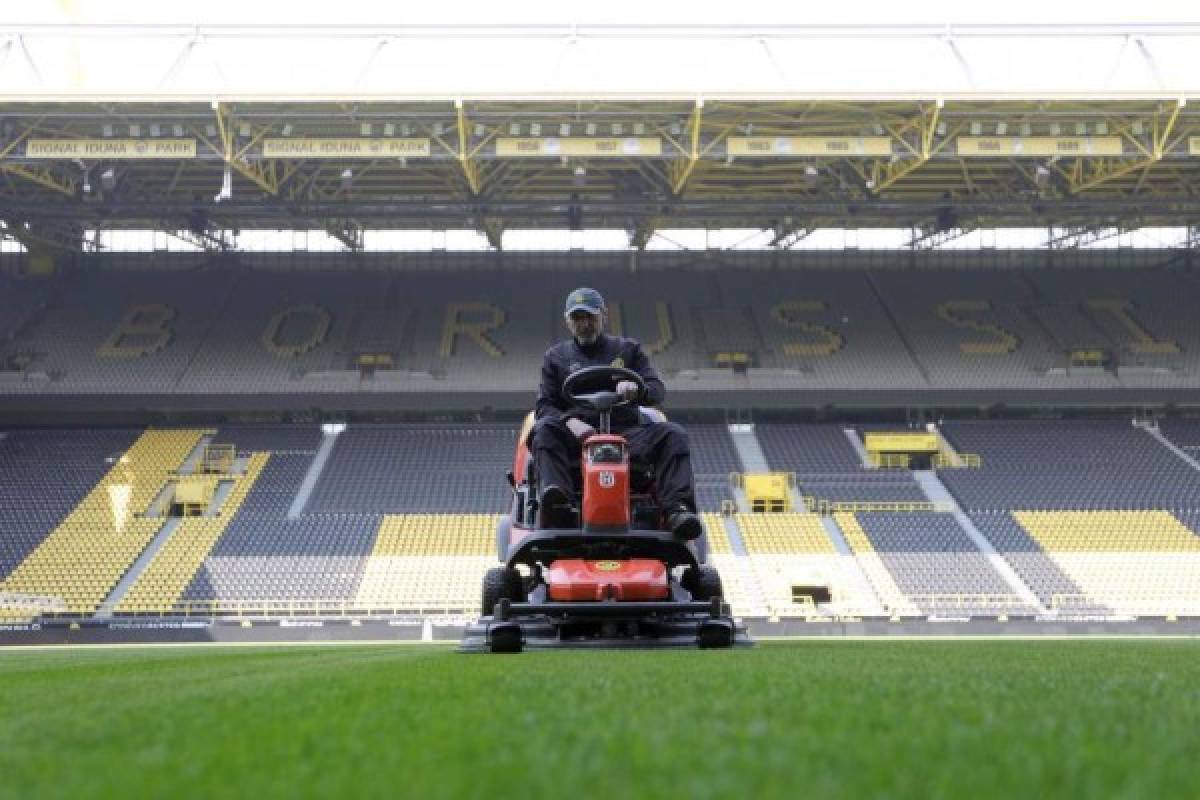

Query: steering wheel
562;365;646;413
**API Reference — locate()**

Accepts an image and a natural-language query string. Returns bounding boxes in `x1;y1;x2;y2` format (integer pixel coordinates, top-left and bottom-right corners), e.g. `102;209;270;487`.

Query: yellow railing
100;600;482;619
901;594;1033;612
868;452;912;469
932;453;982;469
800;496;953;515
1050;593;1104;611
767;595;817;619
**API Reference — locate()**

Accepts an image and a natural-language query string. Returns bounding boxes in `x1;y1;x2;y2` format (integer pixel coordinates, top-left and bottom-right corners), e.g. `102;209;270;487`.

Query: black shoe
665;507;702;541
539;485;573;529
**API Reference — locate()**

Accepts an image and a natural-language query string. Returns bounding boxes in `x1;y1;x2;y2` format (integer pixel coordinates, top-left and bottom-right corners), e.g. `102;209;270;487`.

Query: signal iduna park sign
25;139;197;159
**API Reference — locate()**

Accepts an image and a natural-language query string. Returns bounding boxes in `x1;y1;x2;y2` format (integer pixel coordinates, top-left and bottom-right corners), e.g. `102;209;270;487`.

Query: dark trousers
530;417;697;512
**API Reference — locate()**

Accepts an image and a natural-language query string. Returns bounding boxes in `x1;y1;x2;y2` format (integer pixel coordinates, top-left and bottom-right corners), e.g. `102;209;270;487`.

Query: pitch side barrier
4;617;1200;646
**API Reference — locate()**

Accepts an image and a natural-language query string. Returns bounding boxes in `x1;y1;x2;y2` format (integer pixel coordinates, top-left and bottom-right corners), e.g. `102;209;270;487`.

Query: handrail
903;593;1033;610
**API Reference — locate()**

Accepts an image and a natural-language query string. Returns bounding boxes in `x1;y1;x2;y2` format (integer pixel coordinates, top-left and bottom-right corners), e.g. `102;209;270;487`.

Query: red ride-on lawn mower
460;366;751;653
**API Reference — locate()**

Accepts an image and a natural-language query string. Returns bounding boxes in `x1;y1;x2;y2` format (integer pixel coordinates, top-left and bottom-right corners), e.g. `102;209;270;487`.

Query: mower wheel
482;566;524;614
698;619;735;649
488;622;523;654
505;567;527;603
684;565;724;602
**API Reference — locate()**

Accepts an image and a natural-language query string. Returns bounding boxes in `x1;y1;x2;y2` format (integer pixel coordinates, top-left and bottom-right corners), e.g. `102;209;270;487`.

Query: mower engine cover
547;558;670;601
581;434;631;532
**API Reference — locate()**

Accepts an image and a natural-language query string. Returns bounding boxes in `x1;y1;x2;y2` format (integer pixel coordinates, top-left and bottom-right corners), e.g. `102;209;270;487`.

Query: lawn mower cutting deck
461;366;751;653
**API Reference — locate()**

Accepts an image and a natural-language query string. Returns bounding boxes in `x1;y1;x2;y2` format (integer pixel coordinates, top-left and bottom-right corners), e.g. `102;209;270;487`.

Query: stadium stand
699;512;761;618
1010;511;1200;616
210;424;322;454
0;428;142;579
0;429;210;613
182;514;380;607
5;262;1200;400
848;512;1032;616
2;416;1199;621
735;512;878;616
116;453;267;614
177;272;393;394
354;514;497;613
688;424;741;511
966;511;1099;612
833;512;921;616
937;420;1200;510
756;423;928;503
1159;418;1200;454
306;425;516;514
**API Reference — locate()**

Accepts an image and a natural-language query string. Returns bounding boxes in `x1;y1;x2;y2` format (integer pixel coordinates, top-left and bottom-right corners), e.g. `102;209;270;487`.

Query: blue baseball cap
564;287;605;316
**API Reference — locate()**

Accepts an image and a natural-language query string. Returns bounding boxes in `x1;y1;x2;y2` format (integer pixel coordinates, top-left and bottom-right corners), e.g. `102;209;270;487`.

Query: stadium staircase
816;515;886;616
288;425;342;519
842;428;874;468
95;518;183;618
702;513;769;618
910;469;1046;613
1136;420;1200;474
727;423;766;512
114;453;267;615
832;512;921;617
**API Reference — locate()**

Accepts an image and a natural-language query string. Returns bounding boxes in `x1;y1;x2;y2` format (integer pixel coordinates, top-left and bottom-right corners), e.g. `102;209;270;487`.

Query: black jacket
535;332;665;431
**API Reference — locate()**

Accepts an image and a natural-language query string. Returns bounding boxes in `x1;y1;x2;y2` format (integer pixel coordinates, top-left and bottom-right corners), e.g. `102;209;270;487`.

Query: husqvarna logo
599;471;615;488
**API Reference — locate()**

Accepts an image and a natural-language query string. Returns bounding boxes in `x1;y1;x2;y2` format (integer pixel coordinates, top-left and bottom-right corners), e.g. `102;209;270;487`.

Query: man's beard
575;331;598;345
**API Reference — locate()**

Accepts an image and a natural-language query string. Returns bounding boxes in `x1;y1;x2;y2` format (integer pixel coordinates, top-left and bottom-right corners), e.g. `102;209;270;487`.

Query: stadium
2;2;1199;797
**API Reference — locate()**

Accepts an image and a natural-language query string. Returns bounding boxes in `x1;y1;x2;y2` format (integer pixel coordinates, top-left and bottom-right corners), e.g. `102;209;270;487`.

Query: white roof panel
1;2;1199;101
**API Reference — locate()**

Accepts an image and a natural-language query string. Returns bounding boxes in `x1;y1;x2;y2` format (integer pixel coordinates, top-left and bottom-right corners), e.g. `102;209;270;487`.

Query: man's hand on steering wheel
614;380;641;402
560;366;647;436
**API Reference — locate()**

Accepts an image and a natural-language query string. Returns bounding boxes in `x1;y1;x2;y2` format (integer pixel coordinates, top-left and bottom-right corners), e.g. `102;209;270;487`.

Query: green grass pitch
2;640;1198;799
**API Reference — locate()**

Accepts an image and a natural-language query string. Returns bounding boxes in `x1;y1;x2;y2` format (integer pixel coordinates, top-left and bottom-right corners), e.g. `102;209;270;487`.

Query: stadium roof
3;11;1200;101
2;2;1200;251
